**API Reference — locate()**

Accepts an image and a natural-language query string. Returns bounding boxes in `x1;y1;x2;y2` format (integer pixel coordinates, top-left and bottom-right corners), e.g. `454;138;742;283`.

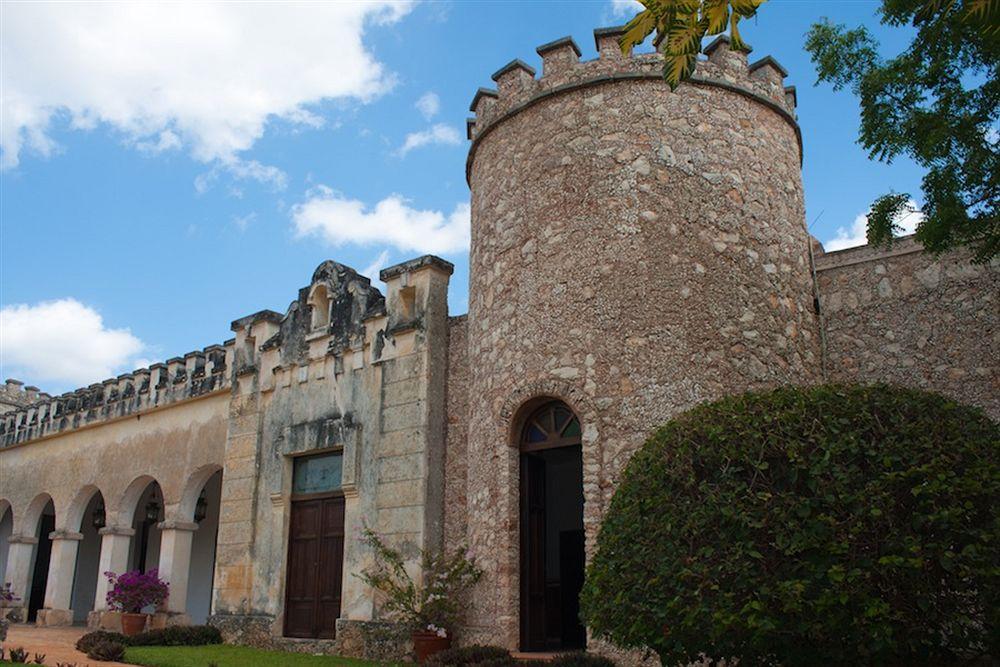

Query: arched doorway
128;481;163;574
185;469;222;624
27;497;55;622
518;400;586;652
69;490;105;623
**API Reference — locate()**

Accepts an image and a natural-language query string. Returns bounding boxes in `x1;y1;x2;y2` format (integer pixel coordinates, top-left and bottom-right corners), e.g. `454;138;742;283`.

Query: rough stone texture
334;619;412;663
463;38;821;649
443;316;470;551
816;237;999;419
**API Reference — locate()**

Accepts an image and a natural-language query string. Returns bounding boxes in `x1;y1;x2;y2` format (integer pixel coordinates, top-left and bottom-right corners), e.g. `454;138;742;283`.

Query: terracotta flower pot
412;629;451;663
121;612;147;637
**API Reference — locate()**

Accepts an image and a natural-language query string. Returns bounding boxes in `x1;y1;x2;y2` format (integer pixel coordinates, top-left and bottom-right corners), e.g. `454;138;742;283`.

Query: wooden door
520;453;547;651
284;495;345;638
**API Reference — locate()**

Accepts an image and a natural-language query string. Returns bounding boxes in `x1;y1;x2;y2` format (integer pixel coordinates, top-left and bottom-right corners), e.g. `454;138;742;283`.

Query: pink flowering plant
0;583;18;603
104;569;169;613
357;528;482;637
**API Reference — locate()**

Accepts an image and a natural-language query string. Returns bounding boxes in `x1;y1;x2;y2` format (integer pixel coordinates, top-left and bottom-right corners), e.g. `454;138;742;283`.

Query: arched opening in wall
517;400;586;652
128;481;164;575
26;497;55;623
69;489;105;623
185;469;222;624
309;284;331;331
0;502;12;592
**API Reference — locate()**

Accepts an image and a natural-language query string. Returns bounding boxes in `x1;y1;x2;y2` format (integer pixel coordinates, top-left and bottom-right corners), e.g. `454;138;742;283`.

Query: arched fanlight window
520;401;582;452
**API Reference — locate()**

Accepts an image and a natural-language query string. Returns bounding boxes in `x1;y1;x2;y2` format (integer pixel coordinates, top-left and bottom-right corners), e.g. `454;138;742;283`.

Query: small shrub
425;644;513;665
33;653;45;664
76;630;127;653
56;663;79;667
7;646;28;663
86;639;127;662
127;624;223;646
582;384;1000;666
549;654;615;667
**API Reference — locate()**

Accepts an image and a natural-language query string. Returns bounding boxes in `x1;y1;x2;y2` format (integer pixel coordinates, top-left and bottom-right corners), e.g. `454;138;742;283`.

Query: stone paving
2;624;131;666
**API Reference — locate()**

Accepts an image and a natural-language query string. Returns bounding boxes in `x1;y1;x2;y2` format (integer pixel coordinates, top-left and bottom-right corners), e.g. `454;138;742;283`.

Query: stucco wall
0;392;228;535
816;237;999;419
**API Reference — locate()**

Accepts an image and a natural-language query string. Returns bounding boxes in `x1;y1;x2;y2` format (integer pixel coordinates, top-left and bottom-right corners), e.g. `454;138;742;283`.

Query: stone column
156;520;197;617
39;530;82;626
2;536;37;621
93;526;135;611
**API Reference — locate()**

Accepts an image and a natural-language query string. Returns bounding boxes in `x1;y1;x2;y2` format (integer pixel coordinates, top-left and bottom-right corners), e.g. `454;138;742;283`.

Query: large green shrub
581;384;999;666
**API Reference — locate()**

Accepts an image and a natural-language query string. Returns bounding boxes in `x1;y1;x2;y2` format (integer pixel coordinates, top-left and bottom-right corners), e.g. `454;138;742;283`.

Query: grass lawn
125;644;396;667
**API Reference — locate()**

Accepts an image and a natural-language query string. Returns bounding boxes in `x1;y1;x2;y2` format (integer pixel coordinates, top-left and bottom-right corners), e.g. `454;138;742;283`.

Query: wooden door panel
284;496;345;639
521;454;547;651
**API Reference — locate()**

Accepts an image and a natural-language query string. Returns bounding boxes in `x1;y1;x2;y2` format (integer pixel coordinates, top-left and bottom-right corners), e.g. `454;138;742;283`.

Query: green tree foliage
805;1;999;262
619;0;766;89
580;384;1000;666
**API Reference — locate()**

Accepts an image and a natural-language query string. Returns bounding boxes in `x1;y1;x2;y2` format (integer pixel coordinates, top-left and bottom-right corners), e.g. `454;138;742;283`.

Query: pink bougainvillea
104;570;169;613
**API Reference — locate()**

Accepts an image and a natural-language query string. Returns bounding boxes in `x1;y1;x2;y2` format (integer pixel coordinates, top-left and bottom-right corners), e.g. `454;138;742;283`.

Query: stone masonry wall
816;237;999;420
443;316;469;552
462;32;822;649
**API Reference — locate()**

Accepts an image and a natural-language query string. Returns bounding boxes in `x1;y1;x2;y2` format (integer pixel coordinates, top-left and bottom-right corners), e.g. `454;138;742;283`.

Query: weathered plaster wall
210;256;453;654
816;237;999;419
462;34;822;649
0;392;228;536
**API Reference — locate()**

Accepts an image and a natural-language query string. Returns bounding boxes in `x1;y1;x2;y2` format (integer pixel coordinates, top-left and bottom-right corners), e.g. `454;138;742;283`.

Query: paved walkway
3;624;131;666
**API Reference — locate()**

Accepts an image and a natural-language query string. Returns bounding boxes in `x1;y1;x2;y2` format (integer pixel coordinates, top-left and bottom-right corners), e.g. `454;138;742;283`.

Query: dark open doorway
519;401;587;652
28;506;55;623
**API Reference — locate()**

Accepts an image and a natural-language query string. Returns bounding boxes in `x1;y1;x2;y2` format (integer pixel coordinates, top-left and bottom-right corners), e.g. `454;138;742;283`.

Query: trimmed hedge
76;630;126;653
126;624;222;646
76;624;222;651
425;645;514;666
581;384;1000;666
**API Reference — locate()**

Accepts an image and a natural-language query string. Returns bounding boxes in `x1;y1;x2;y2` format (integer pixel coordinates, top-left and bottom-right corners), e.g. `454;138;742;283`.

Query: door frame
282;489;346;639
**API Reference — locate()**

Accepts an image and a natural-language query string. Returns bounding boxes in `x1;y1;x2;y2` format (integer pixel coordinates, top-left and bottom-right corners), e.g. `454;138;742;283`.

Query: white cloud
0;1;414;175
0;298;147;389
292;186;470;254
609;0;644;18
415;92;441;121
361;249;392;286
396;124;461;157
232;212;256;232
824;199;924;252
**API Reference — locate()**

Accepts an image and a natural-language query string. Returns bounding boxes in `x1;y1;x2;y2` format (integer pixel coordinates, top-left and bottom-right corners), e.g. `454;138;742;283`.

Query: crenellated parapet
0;343;233;448
466;28;798;173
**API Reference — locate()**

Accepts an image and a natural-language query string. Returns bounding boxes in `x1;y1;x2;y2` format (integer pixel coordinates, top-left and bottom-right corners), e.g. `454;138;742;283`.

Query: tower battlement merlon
465;27;800;178
0;340;235;449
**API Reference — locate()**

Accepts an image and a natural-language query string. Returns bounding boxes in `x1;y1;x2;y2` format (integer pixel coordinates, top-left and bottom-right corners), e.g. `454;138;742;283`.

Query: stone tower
460;30;823;647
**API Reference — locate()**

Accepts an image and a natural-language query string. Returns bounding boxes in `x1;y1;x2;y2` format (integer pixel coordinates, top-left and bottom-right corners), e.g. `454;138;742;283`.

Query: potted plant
0;582;20;643
104;569;169;636
357;528;482;663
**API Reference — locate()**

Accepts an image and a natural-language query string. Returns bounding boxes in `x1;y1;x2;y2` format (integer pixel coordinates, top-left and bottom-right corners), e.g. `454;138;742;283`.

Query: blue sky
1;0;925;394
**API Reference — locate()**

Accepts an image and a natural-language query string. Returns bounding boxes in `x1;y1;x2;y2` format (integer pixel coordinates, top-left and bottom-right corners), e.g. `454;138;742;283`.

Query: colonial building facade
1;28;996;659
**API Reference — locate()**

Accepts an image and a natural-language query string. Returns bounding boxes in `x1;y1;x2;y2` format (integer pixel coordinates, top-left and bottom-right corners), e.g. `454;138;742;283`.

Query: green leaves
806;2;1000;262
580;384;1000;666
619;0;766;90
866;192;917;246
